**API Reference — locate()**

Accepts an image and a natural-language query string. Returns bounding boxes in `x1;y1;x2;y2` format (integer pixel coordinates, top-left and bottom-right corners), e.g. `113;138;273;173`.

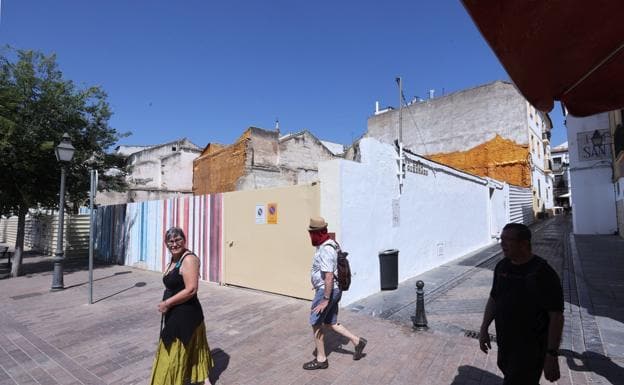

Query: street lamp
51;133;75;291
591;130;603;147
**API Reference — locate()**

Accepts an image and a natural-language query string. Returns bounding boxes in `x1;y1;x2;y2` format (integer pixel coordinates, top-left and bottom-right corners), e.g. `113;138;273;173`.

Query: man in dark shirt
479;223;564;384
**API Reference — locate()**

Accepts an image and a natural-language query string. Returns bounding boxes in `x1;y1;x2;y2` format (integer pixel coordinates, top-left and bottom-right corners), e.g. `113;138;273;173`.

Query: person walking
150;227;213;385
479;223;564;384
303;216;367;370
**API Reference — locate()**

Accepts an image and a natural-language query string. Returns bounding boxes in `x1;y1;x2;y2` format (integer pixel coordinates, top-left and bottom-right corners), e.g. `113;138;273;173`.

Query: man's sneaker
353;337;367;360
303;358;329;370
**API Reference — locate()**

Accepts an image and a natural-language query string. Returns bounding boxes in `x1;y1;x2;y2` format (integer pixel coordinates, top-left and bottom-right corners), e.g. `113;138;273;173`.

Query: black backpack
326;242;352;291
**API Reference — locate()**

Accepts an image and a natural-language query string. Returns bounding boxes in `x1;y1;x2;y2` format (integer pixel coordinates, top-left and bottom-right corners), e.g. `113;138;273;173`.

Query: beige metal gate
223;183;320;300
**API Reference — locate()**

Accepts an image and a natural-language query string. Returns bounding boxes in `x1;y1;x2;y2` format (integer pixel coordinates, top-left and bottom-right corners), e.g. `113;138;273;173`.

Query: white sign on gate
255;204;266;224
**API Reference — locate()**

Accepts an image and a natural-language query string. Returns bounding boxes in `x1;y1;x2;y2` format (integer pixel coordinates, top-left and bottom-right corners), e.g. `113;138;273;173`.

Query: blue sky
0;0;567;150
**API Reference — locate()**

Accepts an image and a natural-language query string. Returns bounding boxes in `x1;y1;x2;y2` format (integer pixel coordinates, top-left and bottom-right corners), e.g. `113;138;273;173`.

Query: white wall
489;181;509;238
567;113;617;234
161;150;198;191
320;138;500;305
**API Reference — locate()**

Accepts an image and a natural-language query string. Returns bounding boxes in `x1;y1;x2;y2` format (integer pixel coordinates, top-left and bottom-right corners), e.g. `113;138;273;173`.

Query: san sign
577;129;612;161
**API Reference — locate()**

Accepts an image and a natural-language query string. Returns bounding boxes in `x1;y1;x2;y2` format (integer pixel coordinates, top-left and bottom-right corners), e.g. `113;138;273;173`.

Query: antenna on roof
275;118;280;135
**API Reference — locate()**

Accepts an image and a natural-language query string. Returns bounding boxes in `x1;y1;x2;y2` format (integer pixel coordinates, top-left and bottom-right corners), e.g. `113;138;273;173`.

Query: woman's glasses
166;237;184;246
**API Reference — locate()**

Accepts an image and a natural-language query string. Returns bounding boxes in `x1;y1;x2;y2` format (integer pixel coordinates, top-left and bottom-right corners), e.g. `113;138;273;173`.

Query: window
538;179;541;198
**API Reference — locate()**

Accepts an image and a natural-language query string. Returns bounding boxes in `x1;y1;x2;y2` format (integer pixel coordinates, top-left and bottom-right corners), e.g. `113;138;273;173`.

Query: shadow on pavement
92;281;147;303
450;365;503;384
2;250;123;280
561;349;624;385
209;348;230;385
64;270;133;289
573;234;624;327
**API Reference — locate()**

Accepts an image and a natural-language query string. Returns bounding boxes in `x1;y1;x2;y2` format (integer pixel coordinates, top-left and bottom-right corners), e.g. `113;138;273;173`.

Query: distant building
97;138;201;205
193;127;344;195
366;80;554;216
551;142;571;210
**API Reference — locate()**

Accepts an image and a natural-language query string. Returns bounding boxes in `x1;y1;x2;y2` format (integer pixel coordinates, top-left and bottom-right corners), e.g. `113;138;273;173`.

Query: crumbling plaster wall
367;81;529;155
249;128;279;169
279;132;335;170
193;135;249;195
161;150;198;191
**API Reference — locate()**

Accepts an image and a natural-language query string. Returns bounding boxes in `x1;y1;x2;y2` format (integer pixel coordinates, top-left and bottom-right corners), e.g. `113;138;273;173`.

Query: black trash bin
378;249;399;290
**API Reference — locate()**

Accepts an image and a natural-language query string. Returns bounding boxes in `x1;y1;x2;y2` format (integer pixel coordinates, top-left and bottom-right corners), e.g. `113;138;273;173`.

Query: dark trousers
498;348;544;385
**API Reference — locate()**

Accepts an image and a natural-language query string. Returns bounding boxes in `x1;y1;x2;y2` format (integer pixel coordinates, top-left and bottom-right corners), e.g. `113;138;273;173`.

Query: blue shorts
309;287;342;326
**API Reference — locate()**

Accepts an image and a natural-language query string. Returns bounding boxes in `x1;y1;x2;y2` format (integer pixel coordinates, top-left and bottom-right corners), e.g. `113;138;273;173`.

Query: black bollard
413;280;428;330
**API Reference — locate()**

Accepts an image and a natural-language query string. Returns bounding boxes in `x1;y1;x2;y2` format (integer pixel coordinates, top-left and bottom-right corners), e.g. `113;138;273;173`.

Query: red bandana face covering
309;229;330;246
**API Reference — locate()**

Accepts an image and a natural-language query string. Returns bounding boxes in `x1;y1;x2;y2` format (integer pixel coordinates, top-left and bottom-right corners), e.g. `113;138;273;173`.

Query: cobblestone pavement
0;216;622;384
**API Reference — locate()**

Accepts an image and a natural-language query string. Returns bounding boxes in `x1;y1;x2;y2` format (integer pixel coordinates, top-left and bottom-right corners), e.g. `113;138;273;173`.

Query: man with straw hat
303;216;367;370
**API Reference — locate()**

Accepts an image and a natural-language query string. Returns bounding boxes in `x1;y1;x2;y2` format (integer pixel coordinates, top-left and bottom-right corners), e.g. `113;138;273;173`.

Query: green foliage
0;47;129;215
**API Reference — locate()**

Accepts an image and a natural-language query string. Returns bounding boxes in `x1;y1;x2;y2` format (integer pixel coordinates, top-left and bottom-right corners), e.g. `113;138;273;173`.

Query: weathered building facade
97;138;201;205
193;127;343;195
551;142;571;210
366;80;554;215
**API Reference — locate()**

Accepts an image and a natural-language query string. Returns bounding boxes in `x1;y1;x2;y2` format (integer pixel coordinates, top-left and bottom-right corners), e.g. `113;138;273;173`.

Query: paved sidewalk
348;216;624;384
0;216;622;384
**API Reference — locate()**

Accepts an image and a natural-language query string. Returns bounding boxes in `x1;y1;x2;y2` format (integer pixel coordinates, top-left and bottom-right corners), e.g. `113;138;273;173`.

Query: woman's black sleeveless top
161;252;204;348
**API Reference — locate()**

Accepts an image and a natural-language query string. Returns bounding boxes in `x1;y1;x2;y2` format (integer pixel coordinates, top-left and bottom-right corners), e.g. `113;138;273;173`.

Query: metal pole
51;165;66;291
88;169;96;304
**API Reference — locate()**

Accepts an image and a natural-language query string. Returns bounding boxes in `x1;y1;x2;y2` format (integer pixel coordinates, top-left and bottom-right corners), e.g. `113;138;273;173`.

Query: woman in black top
150;227;213;385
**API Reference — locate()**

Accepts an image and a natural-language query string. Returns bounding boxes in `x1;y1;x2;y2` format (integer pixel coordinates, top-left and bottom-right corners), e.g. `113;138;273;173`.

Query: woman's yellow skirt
150;322;214;385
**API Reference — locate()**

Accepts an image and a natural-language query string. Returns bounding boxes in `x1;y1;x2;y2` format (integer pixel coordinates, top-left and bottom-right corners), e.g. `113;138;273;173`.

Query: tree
0;47;128;276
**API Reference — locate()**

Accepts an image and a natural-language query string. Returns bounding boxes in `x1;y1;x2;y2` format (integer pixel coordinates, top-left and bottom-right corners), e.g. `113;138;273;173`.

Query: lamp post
51;133;75;291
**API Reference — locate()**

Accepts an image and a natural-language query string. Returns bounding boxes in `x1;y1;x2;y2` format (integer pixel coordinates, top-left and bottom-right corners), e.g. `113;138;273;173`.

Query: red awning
461;0;624;116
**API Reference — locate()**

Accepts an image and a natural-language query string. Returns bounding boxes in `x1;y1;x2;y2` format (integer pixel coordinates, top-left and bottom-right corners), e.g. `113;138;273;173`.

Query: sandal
353;337;367;360
303;358;329;370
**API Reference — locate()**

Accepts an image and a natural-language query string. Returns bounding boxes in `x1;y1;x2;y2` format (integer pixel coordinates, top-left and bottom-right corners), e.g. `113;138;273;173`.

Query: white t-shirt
310;239;339;290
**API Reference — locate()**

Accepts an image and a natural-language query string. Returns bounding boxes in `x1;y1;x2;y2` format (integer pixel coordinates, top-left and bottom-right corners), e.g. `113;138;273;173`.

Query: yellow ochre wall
193;132;250;195
427;135;531;187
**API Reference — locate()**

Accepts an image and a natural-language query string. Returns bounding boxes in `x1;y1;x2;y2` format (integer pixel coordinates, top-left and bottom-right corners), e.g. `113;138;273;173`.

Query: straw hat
308;216;328;231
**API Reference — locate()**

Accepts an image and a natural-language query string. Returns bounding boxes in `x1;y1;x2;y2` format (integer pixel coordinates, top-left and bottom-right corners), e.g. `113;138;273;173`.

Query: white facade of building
551;142;571;209
97;139;201;205
367;81;554;215
319;138;528;305
566;114;618;234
